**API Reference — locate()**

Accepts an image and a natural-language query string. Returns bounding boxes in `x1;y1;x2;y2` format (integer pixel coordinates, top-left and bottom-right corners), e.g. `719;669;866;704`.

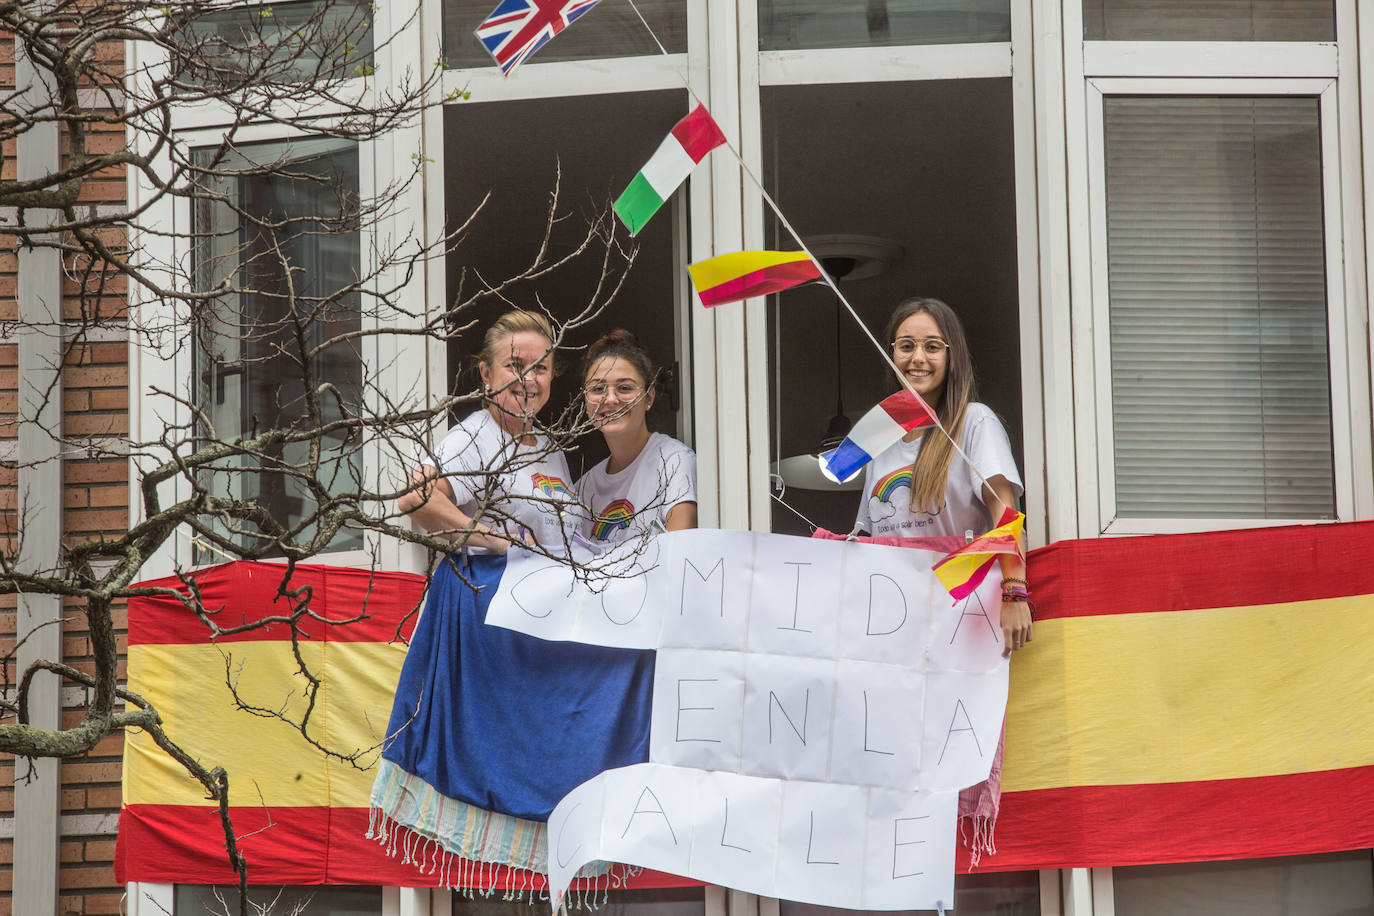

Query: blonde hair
883;298;976;515
478;309;556;371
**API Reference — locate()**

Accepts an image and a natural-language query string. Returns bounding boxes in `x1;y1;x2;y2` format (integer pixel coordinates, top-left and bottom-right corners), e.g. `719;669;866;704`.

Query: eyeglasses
585;381;645;401
892;336;950;358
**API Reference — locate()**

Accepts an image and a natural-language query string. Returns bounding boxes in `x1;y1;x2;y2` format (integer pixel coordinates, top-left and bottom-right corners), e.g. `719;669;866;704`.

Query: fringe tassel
958;812;999;869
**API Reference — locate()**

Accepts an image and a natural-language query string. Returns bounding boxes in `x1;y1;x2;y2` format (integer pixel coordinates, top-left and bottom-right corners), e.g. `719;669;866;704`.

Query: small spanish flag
933;505;1025;600
686;250;821;307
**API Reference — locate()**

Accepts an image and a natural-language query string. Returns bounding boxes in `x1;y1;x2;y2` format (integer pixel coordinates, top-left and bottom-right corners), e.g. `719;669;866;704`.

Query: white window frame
1047;1;1373;910
1057;0;1373;541
1082;75;1355;536
129;0;433;577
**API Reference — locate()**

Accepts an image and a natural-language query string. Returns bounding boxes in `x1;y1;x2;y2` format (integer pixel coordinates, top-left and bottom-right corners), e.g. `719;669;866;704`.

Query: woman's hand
1001;599;1032;657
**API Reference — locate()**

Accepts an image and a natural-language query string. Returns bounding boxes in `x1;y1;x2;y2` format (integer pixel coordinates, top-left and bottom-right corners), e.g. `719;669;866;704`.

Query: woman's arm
664;501;698;531
981;475;1031;657
398;465;515;554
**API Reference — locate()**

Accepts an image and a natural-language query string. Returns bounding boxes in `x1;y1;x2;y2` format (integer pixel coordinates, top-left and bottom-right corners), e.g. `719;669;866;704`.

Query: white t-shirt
855;402;1023;540
577;433;697;545
429;409;576;551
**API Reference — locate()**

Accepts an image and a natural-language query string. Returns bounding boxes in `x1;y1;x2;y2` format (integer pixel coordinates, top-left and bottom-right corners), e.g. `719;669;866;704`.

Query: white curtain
1102;96;1334;519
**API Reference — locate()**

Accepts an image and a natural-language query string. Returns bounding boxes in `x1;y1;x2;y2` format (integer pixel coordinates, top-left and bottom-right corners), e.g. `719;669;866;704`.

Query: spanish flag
972;519;1374;871
933;506;1025;600
114;561;687;891
686;250;821;307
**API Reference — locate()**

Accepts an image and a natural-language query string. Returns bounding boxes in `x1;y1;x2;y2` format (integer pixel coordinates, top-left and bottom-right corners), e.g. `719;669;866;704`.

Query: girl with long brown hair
854;297;1033;653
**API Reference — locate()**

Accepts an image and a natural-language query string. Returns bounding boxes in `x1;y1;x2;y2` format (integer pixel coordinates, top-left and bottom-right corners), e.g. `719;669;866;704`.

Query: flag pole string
620;0;1012;518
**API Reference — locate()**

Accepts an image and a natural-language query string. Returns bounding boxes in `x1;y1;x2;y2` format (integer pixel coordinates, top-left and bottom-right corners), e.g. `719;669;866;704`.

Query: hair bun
583;327;656;387
593;328;641;350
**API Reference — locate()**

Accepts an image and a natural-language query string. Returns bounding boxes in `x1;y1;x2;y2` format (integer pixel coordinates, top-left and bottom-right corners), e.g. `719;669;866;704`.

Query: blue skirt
380;553;655;821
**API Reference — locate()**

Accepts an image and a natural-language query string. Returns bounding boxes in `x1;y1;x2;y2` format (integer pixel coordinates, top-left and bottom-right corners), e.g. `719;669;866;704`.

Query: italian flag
614;104;727;236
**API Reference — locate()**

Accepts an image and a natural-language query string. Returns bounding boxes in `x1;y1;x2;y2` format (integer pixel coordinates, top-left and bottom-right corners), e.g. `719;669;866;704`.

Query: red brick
89;735;122;759
63;413;127;437
85;485;126;509
59;864;120;889
80;892;124;916
60;841;83;865
62;389;91;412
64;489;89;509
82;840;116;863
59;761;120;783
83;786;121;810
62;508;129;533
87;389;126;411
65;461;127;484
88;343;126;364
61;366;125;389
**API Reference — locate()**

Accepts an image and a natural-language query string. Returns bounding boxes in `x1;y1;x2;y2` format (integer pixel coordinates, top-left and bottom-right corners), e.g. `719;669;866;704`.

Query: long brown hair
884;297;976;514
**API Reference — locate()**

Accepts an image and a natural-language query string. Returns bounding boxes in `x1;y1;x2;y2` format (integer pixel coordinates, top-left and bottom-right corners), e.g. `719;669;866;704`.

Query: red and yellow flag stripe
966;520;1374;871
115;561;688;890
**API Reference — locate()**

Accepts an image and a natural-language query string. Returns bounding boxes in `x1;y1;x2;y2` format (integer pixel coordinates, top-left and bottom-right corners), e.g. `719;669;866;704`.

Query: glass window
191;137;365;556
179;0;375;86
175;884;382;914
1102;95;1334;520
442;0;686;69
453;885;706;913
759;0;1010;52
1083;1;1334;42
442;91;691;476
778;869;1040;914
761;80;1021;537
1113;851;1374;915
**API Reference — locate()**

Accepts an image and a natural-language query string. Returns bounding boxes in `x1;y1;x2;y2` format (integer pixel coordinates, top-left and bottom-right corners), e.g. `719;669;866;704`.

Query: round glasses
892;336;949;358
585;381;645;401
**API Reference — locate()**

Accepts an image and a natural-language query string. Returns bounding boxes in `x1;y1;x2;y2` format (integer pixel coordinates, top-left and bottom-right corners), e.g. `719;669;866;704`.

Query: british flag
474;0;604;75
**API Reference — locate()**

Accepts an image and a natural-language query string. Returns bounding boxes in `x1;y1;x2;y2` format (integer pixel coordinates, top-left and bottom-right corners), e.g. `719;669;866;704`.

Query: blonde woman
372;310;653;883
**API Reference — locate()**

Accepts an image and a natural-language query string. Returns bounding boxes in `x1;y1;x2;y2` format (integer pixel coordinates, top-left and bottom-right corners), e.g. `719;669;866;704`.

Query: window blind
1084;0;1334;41
1103;96;1334;519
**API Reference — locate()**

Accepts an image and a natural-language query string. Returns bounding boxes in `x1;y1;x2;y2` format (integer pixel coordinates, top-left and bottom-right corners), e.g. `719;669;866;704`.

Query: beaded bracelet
1001;591;1036;620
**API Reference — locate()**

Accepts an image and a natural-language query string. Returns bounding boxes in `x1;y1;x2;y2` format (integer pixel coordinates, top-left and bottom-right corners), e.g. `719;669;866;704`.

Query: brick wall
0;25;130;916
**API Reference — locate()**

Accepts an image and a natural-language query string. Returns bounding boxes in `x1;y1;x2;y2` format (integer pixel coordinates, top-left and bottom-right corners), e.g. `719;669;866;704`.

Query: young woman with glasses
578;329;698;543
856;297;1033;654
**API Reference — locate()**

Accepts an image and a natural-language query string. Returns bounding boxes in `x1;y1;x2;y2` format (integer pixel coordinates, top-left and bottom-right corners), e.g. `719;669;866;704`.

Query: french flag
818;389;939;484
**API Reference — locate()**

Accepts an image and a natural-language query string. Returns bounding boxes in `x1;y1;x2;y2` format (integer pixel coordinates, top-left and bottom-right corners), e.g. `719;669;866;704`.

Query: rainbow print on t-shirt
531;473;573;499
591;499;635;540
871;467;913;504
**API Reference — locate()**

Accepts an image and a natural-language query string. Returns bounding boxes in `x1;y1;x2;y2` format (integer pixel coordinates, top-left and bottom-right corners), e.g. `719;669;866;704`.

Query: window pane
453;885;706;913
179;0;374;86
1083;1;1334;41
442;0;686;68
777;869;1040;914
761;79;1021;537
192;137;365;556
443;91;691;473
1103;96;1334;519
1114;851;1374;915
759;0;1010;51
175;884;382;914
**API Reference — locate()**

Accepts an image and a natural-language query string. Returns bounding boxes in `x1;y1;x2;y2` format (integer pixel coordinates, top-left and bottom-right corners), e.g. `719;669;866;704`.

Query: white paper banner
487;530;1008;911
